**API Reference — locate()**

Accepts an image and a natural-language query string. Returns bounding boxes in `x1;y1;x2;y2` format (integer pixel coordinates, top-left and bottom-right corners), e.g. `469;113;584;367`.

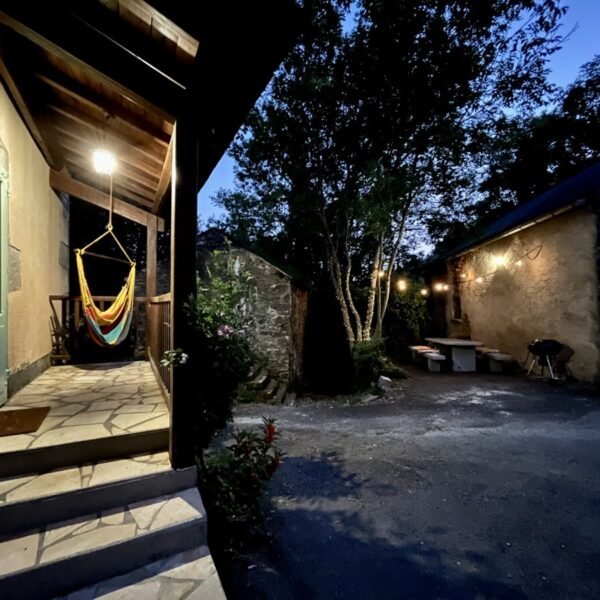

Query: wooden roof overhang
0;0;300;231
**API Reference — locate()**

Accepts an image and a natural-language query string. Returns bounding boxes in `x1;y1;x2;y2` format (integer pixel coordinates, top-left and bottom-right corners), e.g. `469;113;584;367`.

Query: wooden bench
409;345;434;362
476;347;500;356
423;352;446;372
486;352;512;373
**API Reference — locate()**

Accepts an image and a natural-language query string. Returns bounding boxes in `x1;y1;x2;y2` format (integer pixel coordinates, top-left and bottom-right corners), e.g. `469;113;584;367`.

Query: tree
431;54;600;253
214;0;566;351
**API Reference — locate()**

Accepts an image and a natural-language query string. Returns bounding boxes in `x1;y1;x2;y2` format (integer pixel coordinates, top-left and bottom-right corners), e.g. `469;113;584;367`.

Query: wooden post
169;120;199;469
146;214;158;358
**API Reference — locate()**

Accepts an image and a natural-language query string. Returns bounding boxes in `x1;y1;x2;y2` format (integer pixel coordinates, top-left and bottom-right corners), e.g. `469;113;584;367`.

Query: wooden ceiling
0;0;201;225
0;0;301;229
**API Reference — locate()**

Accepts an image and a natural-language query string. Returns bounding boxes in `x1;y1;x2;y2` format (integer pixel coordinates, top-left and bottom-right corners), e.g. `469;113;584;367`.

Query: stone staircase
247;366;288;404
0;364;225;599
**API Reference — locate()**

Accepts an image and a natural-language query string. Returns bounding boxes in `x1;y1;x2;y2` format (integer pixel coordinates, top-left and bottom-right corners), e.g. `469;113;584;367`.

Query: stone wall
230;249;294;382
450;206;599;380
0;84;69;391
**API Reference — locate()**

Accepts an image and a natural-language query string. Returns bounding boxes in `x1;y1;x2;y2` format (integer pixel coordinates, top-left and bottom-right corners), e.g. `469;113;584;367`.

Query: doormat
0;407;50;437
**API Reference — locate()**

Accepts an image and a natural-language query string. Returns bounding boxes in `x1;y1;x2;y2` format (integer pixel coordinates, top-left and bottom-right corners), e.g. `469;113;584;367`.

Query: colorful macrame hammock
75;171;136;347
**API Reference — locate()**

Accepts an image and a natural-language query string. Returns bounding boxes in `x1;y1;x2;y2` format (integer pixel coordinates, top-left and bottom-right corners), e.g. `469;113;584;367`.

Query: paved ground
222;369;600;599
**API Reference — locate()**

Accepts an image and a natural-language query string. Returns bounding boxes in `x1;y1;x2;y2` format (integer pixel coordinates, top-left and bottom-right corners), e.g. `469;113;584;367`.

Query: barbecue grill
526;339;572;380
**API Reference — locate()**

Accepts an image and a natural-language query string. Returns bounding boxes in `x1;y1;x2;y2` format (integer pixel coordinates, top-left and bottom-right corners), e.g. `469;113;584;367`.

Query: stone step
273;382;288;405
64;545;226;599
262;378;279;400
0;452;196;536
248;368;269;390
0;488;206;600
0;428;169;479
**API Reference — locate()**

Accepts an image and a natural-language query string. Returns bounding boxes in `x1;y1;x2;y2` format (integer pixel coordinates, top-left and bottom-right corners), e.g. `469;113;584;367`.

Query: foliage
432;55;600;253
213;0;567;353
185;249;256;451
383;283;429;356
160;348;188;368
352;338;387;390
199;418;283;548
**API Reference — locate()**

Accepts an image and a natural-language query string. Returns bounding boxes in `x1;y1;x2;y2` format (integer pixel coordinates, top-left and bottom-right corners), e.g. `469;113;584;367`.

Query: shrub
352;338;387;390
183;248;256;451
199;418;283;548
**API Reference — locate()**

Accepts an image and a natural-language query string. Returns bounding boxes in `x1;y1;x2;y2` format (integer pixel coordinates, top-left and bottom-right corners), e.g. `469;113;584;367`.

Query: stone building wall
230;249;294;382
449;206;599;380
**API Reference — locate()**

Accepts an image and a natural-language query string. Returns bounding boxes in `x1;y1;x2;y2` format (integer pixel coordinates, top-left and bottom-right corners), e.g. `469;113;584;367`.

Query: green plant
352;338;387;390
384;281;428;356
199;418;283;548
160;348;188;368
185;247;256;452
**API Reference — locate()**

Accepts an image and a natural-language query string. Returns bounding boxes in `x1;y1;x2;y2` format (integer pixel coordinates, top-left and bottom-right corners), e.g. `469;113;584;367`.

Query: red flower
264;422;276;445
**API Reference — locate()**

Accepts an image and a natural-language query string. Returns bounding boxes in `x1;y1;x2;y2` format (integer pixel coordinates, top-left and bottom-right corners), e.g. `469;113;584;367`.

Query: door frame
0;142;8;406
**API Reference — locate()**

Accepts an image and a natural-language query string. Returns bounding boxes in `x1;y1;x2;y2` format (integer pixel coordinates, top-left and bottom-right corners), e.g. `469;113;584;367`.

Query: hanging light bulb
92;149;116;175
397;279;408;292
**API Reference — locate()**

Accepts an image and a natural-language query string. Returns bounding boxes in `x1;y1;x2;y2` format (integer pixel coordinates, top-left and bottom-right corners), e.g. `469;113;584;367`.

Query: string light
433;282;444;292
378;270;386;279
397;279;408;291
420;288;429;297
442;284;449;291
492;254;507;268
458;244;543;285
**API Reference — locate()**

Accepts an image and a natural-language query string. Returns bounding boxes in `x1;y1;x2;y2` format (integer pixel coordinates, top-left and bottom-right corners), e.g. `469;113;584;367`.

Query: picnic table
425;337;483;372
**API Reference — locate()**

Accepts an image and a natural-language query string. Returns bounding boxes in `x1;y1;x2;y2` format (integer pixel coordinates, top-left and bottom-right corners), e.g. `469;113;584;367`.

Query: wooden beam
55;126;161;179
0;43;56;168
48;103;166;164
152;135;173;213
169;120;199;469
146;214;158;298
35;70;171;146
0;6;180;122
50;169;164;231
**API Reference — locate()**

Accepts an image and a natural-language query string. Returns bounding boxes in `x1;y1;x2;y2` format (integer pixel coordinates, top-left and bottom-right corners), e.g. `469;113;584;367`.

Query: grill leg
546;356;556;379
527;358;537;376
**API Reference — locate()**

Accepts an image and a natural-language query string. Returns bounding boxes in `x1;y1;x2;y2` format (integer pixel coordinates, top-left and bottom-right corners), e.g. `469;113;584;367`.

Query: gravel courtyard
222;370;600;600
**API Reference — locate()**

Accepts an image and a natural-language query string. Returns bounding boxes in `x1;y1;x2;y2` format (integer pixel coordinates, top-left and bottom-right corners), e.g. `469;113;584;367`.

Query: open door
0;151;7;406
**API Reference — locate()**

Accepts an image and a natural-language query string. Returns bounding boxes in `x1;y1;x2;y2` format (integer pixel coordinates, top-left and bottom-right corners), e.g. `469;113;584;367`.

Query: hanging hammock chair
75;166;136;347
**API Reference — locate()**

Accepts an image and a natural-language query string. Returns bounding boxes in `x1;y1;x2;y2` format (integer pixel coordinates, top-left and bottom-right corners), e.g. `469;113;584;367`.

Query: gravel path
220;370;600;600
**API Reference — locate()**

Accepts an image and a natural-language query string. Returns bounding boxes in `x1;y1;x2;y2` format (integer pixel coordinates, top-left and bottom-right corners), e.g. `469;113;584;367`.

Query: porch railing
49;293;172;396
49;294;147;358
146;293;172;395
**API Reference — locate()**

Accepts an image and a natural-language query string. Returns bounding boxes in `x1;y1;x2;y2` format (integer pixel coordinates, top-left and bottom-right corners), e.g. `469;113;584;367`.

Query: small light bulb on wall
515;260;523;267
420;288;429;297
492;254;507;268
92;149;116;175
397;279;407;292
475;277;484;284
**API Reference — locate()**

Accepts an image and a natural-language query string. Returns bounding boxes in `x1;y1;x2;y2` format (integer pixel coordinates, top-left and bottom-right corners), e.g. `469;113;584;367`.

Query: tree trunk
363;237;382;340
344;252;363;342
375;206;409;339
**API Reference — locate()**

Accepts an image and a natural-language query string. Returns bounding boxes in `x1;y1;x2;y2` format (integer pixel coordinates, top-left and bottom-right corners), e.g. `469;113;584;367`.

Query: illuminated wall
0;84;69;393
450;206;599;380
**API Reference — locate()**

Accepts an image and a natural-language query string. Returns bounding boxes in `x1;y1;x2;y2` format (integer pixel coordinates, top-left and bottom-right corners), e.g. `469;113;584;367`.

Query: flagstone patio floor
0;361;169;455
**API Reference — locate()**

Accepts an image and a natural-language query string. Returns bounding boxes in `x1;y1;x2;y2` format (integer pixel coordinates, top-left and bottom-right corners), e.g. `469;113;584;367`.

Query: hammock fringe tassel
76;249;136;347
